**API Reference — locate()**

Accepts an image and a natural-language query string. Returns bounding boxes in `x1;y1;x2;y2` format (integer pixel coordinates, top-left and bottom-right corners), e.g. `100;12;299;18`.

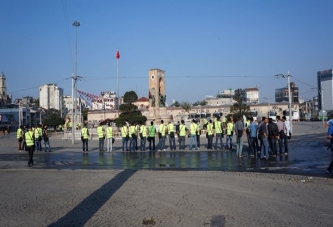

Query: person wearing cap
25;126;35;167
189;119;198;150
168;121;176;151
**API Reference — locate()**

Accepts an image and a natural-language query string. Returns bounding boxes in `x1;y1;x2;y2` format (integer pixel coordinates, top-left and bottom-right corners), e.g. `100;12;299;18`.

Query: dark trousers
278;135;288;154
82;139;88;151
18;139;22;151
179;136;186;150
140;138;146;151
149;137;155;150
269;137;277;155
27;146;34;165
207;135;213;149
250;137;259;155
98;138;104;151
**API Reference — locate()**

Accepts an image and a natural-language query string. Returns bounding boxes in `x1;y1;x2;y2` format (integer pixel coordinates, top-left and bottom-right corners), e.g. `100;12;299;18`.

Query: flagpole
117;57;119;116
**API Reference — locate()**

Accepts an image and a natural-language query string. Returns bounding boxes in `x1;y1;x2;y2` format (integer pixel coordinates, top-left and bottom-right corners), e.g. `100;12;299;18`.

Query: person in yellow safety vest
206;119;214;149
81;123;89;152
167;121;176;150
129;122;137;152
179;120;187;150
121;122;129;151
68;121;72;131
147;121;156;151
135;122;139;150
34;124;43;152
97;123;105;152
17;125;23;152
158;120;167;151
139;122;148;151
25;126;35;167
105;122;113;152
225;119;234;149
189;119;198;150
213;117;224;150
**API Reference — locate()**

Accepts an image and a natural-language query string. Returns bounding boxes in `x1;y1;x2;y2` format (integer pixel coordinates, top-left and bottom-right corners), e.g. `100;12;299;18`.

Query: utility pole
72;20;80;144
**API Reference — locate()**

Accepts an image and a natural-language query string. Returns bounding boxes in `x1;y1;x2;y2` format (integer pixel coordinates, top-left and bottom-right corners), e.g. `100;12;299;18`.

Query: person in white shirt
282;116;290;155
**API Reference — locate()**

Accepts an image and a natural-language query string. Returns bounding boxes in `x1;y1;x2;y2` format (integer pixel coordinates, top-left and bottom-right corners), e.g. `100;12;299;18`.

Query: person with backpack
268;118;279;156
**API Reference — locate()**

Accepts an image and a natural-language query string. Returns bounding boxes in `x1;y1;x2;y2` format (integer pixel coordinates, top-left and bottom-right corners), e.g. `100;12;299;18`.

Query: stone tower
0;72;8;104
148;69;172;122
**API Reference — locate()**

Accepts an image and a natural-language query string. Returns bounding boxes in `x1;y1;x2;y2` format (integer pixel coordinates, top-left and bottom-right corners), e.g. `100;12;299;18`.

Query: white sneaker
163;149;166;151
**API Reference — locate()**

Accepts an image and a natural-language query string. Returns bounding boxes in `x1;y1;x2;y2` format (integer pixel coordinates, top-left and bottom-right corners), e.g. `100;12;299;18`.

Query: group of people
16;124;51;167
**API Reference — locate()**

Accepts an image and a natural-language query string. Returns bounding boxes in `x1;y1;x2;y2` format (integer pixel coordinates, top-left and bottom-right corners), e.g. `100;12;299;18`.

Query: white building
317;69;333;111
245;87;259;104
92;91;118;110
39;84;64;116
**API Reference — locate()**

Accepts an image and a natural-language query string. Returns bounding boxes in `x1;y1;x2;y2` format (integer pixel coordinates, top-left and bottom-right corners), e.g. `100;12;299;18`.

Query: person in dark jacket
268;118;279;156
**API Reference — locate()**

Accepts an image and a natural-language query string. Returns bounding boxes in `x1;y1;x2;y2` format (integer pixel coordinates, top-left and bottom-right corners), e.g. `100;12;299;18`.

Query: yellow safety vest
179;124;186;136
140;125;147;137
148;125;156;137
129;126;136;136
168;123;174;133
35;128;42;137
97;126;104;138
81;127;89;139
190;123;197;135
25;131;34;147
106;127;113;138
17;128;22;139
159;124;166;136
121;126;128;137
214;122;222;133
227;122;234;135
207;123;213;135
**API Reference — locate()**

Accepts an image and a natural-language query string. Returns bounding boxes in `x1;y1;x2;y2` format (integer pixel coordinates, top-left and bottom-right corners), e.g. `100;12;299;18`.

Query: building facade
0;72;11;105
39;84;64;116
275;82;299;103
317;69;333;110
245;87;259;104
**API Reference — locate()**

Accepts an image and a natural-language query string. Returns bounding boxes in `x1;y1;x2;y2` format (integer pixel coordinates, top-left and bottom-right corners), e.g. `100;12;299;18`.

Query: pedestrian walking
81;123;89;152
121;122;129;151
167;121;176;150
25;126;35;167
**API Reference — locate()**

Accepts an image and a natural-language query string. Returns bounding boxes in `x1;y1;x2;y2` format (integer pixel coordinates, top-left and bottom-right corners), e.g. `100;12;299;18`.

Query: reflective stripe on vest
121;126;128;137
81;128;89;139
190;123;197;135
25;131;34;146
148;126;156;137
215;122;222;133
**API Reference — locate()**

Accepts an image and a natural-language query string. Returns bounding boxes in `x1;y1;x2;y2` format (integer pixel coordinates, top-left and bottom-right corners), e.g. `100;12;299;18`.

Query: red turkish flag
116;49;120;59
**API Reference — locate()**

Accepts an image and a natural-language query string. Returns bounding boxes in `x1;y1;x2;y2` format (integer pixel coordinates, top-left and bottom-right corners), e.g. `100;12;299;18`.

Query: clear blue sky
1;0;332;105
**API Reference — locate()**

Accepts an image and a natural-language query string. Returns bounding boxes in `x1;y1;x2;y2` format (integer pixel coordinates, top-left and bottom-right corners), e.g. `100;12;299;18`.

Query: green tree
43;108;65;127
115;91;146;127
193;100;207;106
123;91;138;104
33;99;39;106
180;102;192;115
174;101;180;107
228;88;251;121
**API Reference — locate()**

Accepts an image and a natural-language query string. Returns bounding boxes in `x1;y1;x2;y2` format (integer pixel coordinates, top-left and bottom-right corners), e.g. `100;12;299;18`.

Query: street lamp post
72;20;80;144
275;72;293;133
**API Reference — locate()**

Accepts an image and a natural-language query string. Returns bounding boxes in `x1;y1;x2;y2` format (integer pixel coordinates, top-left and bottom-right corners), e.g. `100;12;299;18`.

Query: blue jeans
249;137;259;155
158;136;166;150
140;137;146;151
44;139;51;152
189;135;198;150
261;137;270;159
226;135;233;149
236;136;243;156
179;136;186;150
107;138;113;151
129;137;137;152
169;135;176;150
215;133;223;149
207;135;213;149
122;137;128;151
35;139;42;151
98;138;104;151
